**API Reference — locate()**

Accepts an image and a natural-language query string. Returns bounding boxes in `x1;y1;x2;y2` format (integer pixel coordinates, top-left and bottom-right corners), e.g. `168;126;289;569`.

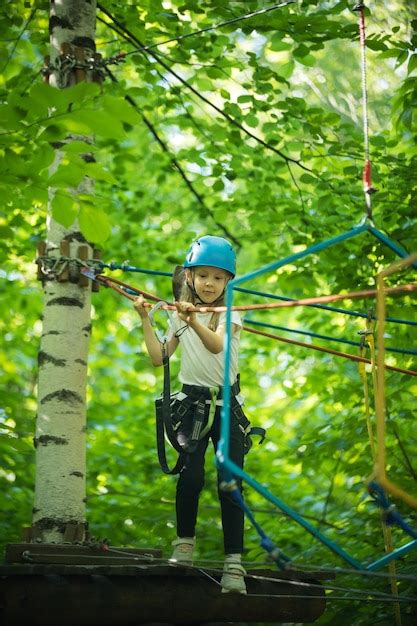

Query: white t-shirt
170;311;242;387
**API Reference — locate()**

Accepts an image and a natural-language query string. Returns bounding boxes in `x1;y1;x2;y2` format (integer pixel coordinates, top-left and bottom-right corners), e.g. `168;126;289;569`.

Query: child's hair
180;269;228;331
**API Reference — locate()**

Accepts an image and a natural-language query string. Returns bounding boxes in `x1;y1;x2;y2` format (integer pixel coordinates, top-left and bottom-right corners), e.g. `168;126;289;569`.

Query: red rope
90;273;417;377
243;326;417;378
96;273;417;312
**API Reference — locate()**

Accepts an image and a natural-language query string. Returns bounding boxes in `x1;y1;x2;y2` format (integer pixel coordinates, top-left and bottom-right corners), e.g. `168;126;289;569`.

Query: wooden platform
0;543;332;625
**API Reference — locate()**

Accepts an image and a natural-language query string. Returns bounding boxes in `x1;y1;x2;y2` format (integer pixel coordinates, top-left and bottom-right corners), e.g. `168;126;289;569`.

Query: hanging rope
353;1;377;219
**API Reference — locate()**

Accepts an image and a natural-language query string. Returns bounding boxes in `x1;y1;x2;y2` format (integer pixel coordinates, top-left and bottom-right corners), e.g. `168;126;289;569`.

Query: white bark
32;0;97;543
33;277;91;542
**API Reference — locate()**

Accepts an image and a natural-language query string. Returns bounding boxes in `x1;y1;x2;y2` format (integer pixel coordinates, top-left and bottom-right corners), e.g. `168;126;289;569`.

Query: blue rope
236;287;416;327
225;483;292;570
100;262;172;277
98;262;416;327
368;481;417;540
244;318;417;356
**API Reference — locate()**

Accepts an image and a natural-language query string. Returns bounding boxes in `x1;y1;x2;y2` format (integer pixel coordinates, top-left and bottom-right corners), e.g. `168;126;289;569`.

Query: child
134;235;247;594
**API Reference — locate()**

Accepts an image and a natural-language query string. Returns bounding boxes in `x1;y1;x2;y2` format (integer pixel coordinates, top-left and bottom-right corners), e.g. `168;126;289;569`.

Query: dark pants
176;405;245;554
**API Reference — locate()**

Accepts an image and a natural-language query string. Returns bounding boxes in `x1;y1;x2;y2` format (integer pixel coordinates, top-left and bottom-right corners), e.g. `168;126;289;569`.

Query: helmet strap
185;269;229;306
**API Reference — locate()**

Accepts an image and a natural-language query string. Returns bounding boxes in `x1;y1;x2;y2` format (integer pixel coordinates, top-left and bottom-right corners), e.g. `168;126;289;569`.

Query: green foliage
1;1;416;624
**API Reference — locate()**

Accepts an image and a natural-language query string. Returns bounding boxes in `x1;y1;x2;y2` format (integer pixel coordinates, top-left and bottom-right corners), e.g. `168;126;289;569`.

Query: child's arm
176;301;237;354
134;296;178;367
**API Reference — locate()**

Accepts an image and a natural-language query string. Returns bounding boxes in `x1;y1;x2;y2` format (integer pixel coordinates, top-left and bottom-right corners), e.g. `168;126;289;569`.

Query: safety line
236;286;417;326
291;562;417;582
84;271;417;376
91;271;417;313
99;263;416;326
100;551;417;604
198;562;417;604
353;1;375;220
98;547;417;603
244;318;417;356
242;325;417;377
248;593;417;604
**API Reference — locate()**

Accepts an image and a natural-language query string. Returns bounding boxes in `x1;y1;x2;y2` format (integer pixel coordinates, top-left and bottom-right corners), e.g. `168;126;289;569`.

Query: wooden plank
0;564;327;625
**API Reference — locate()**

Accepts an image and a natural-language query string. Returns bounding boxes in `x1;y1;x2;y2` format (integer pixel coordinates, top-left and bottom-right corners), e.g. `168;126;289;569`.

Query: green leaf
296;54;316;67
61;140;98;155
299;173;316;184
408;54;417;76
48;161;86;188
237;95;252;104
269;35;292;52
84;162;117;184
58;110;125;140
395;50;409;68
100;95;140;126
79;203;111;244
51;193;78;228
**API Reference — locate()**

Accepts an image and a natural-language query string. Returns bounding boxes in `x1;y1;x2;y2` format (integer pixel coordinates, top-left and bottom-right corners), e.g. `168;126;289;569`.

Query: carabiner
148;300;174;344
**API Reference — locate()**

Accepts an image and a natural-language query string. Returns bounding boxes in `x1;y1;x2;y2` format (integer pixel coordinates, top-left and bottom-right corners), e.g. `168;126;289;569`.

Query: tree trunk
32;0;97;543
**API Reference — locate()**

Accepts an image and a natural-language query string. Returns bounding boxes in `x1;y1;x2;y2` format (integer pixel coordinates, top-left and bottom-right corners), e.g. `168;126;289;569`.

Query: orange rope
94;272;417;378
242;326;417;378
97;273;417;313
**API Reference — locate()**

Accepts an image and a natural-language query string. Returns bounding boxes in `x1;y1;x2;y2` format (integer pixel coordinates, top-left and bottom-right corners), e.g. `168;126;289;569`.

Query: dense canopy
1;1;416;624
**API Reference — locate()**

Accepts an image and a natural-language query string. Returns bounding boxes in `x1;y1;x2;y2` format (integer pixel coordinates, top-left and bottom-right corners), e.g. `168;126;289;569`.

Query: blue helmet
184;235;236;277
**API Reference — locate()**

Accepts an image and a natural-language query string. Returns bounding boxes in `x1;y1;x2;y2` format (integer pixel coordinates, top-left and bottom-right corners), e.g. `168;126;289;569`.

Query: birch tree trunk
32;0;97;544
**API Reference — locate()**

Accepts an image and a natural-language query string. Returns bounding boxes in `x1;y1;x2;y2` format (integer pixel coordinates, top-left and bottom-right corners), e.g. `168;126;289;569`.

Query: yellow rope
359;314;402;626
370;252;417;508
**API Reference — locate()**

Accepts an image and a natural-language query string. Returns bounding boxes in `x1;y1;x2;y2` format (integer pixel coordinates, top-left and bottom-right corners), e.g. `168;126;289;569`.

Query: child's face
188;266;229;303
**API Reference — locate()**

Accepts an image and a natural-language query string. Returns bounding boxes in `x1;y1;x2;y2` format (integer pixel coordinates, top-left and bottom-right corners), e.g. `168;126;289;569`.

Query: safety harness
153;271;265;475
155;351;265;474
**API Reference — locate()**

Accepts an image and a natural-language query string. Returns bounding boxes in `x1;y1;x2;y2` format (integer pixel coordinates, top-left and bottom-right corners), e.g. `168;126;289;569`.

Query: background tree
31;0;99;544
0;1;416;624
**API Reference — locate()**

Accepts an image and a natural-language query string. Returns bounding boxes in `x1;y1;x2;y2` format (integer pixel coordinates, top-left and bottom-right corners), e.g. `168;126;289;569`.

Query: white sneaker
169;537;195;564
221;559;247;594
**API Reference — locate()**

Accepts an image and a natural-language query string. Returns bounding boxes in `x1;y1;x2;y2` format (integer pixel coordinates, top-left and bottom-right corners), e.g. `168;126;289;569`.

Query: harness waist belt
181;379;241;400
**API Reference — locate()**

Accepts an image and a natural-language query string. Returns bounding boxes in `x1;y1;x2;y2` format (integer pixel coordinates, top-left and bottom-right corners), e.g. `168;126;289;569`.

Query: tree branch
97;3;314;175
105;66;241;248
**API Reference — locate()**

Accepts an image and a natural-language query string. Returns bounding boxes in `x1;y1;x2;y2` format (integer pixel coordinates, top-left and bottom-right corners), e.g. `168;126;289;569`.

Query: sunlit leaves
1;4;417;623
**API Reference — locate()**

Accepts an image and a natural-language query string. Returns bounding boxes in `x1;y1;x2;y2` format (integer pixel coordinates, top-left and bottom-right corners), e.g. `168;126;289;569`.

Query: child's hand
176;301;196;325
134;295;148;319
